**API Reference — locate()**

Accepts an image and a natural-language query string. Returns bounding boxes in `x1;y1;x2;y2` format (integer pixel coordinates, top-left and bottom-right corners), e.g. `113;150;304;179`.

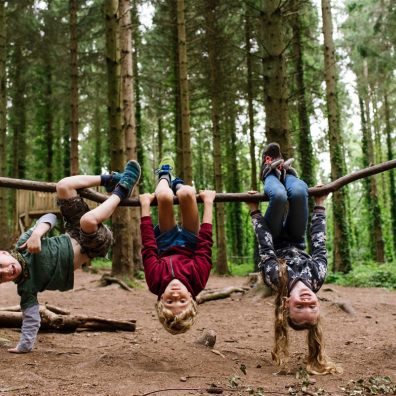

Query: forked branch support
0;159;395;206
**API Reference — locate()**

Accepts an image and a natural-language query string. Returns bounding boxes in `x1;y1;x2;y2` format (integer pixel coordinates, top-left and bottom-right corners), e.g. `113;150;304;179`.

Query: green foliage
91;258;112;270
326;261;396;289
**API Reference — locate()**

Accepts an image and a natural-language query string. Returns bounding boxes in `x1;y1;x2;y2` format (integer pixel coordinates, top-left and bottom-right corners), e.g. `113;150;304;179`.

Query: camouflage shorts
57;196;114;258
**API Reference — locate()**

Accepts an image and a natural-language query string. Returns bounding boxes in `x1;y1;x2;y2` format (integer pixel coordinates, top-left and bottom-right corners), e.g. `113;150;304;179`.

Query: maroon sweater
140;216;213;299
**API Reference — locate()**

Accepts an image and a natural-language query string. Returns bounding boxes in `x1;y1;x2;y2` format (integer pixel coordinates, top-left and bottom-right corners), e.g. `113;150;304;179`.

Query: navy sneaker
117;160;141;198
171;177;184;194
104;171;122;193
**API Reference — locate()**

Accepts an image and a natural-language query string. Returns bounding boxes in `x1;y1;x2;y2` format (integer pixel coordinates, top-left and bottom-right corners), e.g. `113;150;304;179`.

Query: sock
100;174;112;186
112;185;128;200
158;174;171;187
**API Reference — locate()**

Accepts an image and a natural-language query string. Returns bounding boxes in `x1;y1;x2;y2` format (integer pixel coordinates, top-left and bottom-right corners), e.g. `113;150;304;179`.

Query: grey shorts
57;196;114;258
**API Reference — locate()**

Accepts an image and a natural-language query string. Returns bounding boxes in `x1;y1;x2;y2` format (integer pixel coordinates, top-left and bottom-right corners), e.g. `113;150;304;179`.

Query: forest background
0;0;395;287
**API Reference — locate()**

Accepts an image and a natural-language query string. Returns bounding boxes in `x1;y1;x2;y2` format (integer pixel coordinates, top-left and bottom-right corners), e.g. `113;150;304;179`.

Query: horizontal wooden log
0;306;136;332
0;159;395;206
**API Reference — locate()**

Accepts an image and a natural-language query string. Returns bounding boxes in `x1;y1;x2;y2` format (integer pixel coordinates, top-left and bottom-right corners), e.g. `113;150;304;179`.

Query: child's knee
80;212;99;233
267;186;287;205
56;177;73;195
176;185;196;199
156;189;174;203
288;181;308;200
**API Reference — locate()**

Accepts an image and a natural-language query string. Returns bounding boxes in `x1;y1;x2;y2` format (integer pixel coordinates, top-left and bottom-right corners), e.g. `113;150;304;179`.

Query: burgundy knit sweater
140;216;213;299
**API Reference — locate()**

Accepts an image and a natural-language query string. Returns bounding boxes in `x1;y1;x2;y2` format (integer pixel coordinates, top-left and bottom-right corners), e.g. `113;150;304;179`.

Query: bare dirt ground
1;270;395;396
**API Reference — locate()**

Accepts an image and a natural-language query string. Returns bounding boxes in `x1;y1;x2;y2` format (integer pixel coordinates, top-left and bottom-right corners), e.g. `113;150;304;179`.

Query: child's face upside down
161;279;192;315
285;281;320;325
0;251;22;283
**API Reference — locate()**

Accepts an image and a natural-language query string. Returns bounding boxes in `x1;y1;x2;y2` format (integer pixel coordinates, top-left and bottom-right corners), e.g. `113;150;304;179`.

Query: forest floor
0;270;395;396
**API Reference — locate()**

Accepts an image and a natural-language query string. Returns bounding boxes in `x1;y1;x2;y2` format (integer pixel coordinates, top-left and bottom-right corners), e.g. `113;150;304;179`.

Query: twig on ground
0;385;29;393
100;275;133;291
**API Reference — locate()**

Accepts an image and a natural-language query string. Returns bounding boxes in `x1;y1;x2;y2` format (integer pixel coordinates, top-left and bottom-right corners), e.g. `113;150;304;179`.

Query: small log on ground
246;272;273;298
100;274;133;291
196;286;248;304
333;301;356;315
196;329;217;348
0;305;136;332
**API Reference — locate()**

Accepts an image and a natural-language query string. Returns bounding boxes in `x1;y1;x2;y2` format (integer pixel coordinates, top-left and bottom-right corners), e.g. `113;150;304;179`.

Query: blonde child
249;142;341;374
139;157;215;334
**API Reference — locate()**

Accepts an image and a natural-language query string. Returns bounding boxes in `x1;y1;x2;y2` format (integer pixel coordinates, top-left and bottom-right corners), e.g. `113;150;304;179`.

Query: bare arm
139;193;155;217
19;213;57;253
199;190;216;224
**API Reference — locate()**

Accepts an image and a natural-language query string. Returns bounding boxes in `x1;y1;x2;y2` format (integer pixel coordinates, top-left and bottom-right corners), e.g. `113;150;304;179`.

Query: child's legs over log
177;185;199;235
156;178;176;233
263;174;287;239
284;174;308;242
56;175;101;199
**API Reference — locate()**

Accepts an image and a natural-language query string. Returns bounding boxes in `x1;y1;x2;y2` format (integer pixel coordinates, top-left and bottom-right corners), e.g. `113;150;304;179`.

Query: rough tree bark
259;0;292;158
0;0;9;249
204;0;229;275
105;0;132;277
177;0;192;185
321;0;351;272
69;0;79;175
120;0;141;273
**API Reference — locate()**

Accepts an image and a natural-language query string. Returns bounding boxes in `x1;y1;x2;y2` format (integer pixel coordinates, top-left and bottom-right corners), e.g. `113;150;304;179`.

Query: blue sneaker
117;160;141;198
155;156;175;178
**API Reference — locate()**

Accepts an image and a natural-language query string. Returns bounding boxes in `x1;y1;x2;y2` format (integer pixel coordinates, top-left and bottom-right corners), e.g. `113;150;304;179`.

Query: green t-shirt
16;226;74;310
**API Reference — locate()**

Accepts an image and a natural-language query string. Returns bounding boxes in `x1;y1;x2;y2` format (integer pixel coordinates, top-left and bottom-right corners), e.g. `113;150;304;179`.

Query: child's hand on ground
247;191;260;212
19;233;42;253
199;190;216;203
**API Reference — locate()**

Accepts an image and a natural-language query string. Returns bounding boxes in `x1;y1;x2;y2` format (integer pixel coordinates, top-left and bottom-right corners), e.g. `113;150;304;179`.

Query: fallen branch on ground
0;304;135;332
0;160;394;205
100;274;133;291
196;286;248;304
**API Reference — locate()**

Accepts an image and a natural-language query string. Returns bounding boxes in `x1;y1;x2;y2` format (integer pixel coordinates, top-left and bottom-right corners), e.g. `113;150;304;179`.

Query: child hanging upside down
0;160;141;353
139;156;216;334
249;142;342;374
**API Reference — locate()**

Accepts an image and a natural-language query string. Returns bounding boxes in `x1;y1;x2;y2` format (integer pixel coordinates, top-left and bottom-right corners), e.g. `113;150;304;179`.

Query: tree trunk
69;0;79;175
384;92;396;257
244;10;257;192
204;0;229;275
120;0;141;273
362;60;384;262
290;0;314;188
0;0;8;249
225;111;243;259
132;0;144;193
259;0;292;158
177;0;192;185
105;0;132;277
321;0;351;273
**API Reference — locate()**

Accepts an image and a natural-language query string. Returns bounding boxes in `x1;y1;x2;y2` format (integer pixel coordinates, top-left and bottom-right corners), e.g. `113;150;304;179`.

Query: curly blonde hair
270;259;342;375
155;299;198;335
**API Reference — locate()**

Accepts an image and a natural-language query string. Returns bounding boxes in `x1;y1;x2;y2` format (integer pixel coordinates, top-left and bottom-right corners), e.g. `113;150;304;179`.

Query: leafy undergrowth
326;262;396;289
339;376;396;395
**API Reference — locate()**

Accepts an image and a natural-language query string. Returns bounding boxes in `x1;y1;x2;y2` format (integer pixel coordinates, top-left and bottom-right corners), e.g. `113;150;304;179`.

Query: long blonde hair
270;259;342;374
155;299;198;335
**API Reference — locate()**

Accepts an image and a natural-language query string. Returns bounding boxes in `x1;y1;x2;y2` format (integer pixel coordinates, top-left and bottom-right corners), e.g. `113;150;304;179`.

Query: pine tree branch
0;159;395;206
